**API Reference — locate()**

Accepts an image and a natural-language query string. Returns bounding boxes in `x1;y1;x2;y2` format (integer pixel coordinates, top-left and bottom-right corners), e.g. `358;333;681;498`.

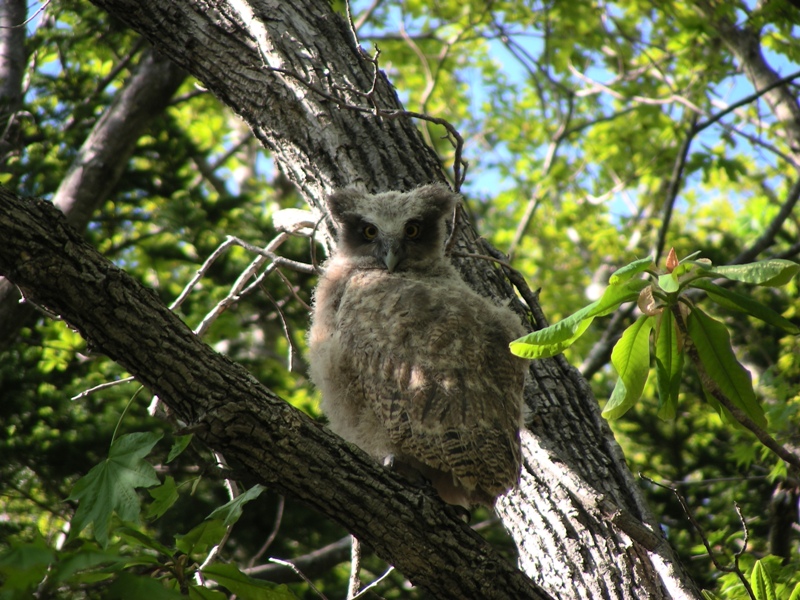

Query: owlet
307;184;528;508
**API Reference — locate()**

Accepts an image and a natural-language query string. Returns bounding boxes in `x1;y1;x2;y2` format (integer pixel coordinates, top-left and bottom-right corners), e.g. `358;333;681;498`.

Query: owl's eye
404;222;421;239
362;224;379;241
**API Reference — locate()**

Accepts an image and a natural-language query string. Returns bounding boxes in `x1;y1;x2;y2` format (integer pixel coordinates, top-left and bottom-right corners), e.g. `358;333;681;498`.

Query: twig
259;281;300;371
0;0;51;28
246;536;352;582
642;475;755;600
268;558;329;600
71;376;136;401
694;69;800;135
469;244;547;330
352;565;395;599
344;0;361;51
452;250;513;271
732;502;750;574
261;63;468;191
170;237;240;311
443;202;463;256
249;496;285;567
352;0;383;31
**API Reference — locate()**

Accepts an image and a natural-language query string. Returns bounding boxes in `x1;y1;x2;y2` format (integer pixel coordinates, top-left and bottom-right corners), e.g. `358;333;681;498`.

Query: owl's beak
383;248;400;272
382;242;404;273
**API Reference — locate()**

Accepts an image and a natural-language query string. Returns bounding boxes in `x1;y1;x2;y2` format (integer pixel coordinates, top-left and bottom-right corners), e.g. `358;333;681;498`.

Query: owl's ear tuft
413;183;460;218
326;188;363;224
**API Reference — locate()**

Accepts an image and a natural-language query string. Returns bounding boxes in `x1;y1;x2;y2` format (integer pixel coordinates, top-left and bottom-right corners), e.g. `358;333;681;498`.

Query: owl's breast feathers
310;258;528;507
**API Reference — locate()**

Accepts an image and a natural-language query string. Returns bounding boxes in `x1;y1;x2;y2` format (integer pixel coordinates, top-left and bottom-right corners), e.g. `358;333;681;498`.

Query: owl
307;184;528;508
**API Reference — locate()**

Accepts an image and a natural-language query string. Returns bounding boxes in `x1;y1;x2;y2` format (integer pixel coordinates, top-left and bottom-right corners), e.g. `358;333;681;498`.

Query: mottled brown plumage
308;184;527;507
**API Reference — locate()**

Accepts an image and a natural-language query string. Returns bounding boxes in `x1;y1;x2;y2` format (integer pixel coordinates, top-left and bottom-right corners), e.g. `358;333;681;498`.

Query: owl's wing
338;275;526;499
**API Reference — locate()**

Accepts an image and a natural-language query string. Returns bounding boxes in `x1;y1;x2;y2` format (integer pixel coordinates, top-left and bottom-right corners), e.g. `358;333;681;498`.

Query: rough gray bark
10;0;701;596
0;47;186;351
0;0;26;167
0;187;550;600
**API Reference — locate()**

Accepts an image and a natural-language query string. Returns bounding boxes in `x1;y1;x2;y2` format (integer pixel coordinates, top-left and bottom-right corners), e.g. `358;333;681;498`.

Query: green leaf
510;278;642;359
50;549;129;584
116;526;174;557
201;563;299;599
0;543;54;591
188;585;229;600
686;308;766;428
590;278;650;318
167;434;193;463
701;592;723;600
710;259;800;287
175;519;228;557
510;315;595;359
788;582;800;600
655;310;684;420
678;251;703;264
106;573;184;599
751;560;776;600
207;484;266;527
658;272;680;293
602;315;653;420
608;256;654;285
692;279;800;334
67;432;162;548
147;476;180;520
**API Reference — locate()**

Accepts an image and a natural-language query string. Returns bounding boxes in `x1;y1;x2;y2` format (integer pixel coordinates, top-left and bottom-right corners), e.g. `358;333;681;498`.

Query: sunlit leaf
686;308;766;428
692;279;800;334
510;316;595;359
710;259;800;287
658;272;680;293
655;310;683;420
750;560;776;600
608;256;654;285
602;315;653;420
788;582;800;600
510;278;642;358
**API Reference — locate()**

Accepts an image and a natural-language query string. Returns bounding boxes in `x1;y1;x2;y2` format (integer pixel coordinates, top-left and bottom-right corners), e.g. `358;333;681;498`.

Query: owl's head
325;183;459;273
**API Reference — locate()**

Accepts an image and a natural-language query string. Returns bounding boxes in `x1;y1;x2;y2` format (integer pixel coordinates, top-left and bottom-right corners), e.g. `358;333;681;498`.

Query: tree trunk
7;0;702;596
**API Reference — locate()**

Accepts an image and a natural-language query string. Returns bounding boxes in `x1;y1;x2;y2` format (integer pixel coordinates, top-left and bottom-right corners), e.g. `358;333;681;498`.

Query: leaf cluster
511;249;799;425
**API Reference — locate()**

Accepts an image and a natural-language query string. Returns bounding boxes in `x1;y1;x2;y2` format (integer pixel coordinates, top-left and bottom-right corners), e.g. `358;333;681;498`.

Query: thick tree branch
0;187;550;600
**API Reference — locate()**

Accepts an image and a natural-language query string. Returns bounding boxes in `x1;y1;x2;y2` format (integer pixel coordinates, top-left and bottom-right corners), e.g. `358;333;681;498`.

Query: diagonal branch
0;186;550;600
